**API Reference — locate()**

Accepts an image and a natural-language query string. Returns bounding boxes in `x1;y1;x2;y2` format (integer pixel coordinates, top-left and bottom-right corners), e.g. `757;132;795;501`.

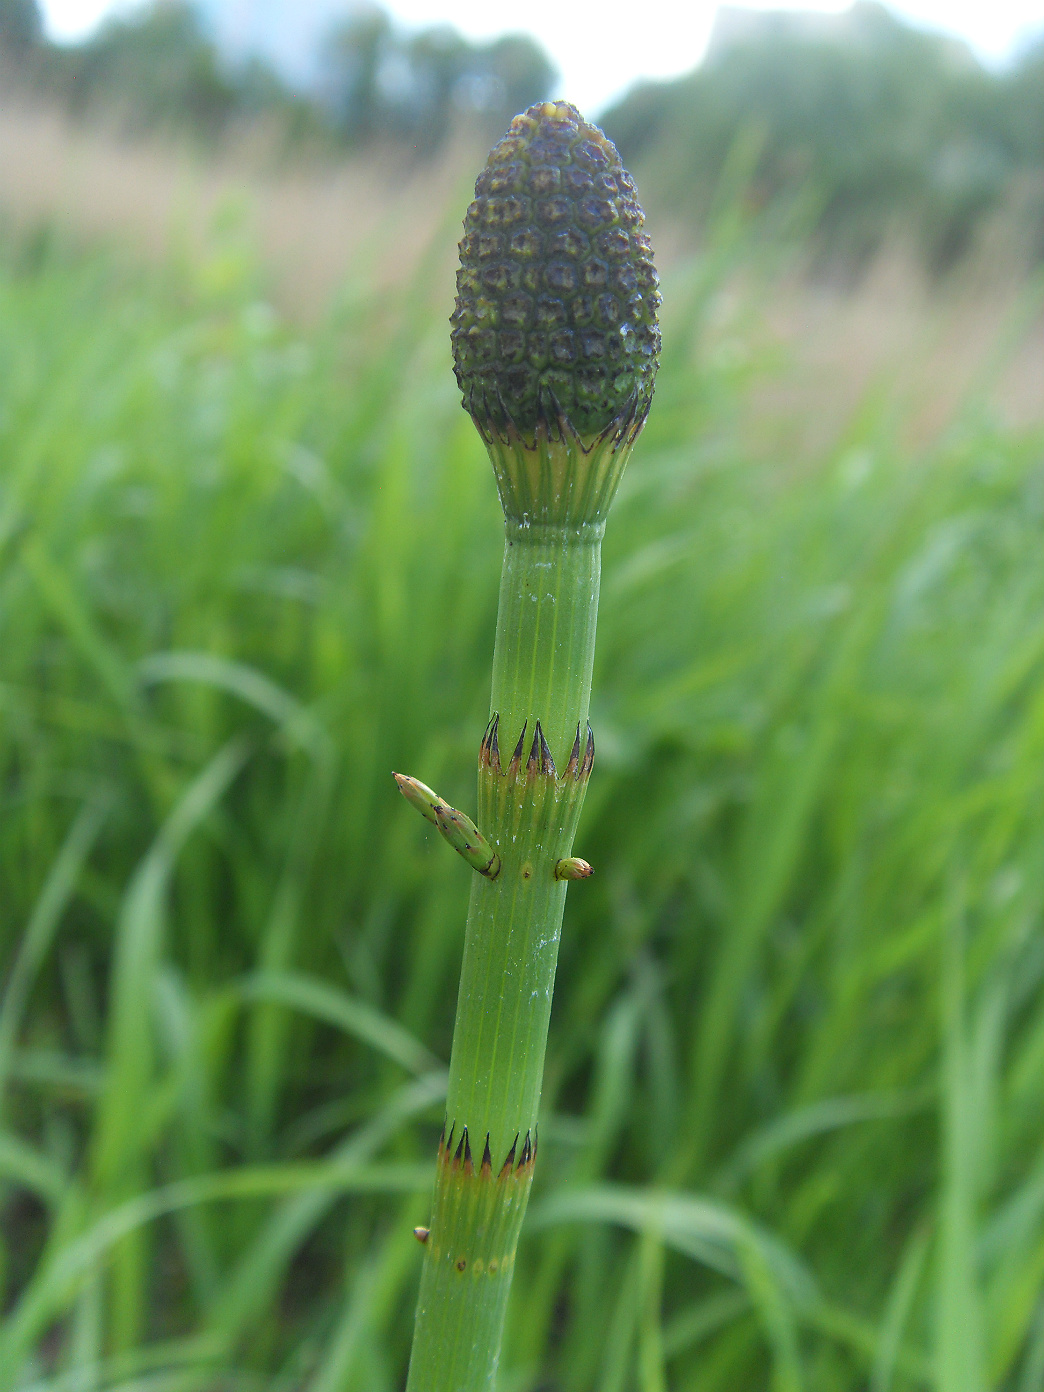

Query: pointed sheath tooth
566;722;582;779
481;713;502;774
463;1133;474;1175
518;1132;532;1169
479;712;500;771
508;721;527;777
526;723;543;776
454;1127;468;1167
556;857;593;881
490;717;501;773
538;722;556;777
499;1134;519;1178
434;802;501;879
443;1123;454;1160
580;722;595;779
481;1135;493;1175
393;772;443;827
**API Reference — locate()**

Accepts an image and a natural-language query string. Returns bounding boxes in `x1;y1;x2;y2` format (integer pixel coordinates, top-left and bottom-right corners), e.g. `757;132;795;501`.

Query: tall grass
1;218;1044;1392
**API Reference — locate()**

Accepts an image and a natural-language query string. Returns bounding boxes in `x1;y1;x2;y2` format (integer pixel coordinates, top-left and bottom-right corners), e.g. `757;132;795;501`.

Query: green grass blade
0;797;108;1117
235;971;439;1077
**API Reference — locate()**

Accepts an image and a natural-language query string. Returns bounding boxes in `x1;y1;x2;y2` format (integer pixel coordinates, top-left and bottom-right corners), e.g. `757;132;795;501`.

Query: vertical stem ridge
491;521;603;768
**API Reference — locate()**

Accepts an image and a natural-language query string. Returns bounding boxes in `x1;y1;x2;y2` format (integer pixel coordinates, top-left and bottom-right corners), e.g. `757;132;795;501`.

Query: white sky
39;0;1044;116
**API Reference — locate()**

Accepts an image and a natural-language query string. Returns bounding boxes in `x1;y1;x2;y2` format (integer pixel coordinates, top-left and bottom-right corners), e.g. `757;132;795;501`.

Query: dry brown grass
0;97;1039;446
0;99;478;316
759;246;1044;453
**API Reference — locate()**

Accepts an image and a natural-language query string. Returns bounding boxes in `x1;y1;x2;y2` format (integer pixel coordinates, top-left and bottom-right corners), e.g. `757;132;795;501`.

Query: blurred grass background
3;1;1044;1390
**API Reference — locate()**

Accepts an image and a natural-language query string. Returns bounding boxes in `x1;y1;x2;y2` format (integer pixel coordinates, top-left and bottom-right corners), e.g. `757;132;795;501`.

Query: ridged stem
406;521;603;1391
490;520;602;768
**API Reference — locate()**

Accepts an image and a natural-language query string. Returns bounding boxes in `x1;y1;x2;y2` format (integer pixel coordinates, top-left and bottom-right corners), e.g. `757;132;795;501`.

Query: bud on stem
556;856;593;880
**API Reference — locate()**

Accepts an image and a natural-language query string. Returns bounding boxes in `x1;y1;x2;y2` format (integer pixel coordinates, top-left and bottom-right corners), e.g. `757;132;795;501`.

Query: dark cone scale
452;101;661;441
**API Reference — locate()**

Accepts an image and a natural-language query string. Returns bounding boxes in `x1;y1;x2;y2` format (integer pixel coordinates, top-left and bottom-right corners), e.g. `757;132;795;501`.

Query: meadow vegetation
4;0;1044;270
604;2;1044;269
0;174;1043;1392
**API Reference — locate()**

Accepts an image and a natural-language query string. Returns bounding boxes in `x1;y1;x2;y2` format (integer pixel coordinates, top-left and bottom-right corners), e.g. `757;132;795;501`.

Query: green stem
491;521;603;768
407;93;659;1386
405;521;602;1391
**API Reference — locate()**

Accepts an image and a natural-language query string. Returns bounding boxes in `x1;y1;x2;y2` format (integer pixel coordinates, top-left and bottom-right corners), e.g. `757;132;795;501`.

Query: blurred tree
482;34;559;121
0;0;41;51
15;0;1039;265
320;5;556;154
602;1;1038;267
54;1;239;133
19;0;551;157
1008;36;1044;164
30;0;319;146
321;4;392;144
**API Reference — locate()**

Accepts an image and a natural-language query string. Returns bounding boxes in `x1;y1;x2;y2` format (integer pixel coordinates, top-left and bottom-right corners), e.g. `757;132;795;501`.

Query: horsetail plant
397;101;660;1391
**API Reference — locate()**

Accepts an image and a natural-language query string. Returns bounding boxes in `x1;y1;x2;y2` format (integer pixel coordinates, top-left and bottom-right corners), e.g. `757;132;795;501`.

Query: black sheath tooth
463;1132;474;1173
580;722;595;779
527;723;543;775
566;722;582;778
538;723;557;777
454;1127;468;1166
480;714;495;767
480;712;503;774
518;1132;533;1169
443;1123;455;1158
481;1135;493;1174
488;714;501;773
499;1133;519;1178
508;721;528;776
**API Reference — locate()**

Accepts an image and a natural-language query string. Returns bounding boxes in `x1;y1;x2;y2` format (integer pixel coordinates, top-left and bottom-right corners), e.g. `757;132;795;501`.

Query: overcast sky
39;0;1044;116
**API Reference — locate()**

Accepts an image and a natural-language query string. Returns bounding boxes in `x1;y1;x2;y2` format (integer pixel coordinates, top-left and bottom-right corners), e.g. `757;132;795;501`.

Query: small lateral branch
435;804;501;879
393;773;501;879
394;772;442;827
